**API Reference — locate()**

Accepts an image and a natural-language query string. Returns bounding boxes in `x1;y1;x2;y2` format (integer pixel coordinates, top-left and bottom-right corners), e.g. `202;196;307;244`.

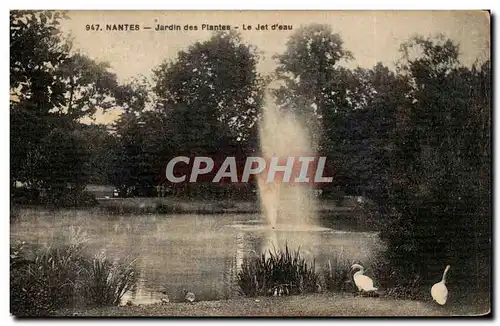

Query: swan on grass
350;263;378;294
431;265;451;305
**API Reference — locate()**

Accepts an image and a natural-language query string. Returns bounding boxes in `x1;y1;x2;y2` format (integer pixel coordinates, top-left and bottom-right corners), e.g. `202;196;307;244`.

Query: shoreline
94;197;359;214
12;198;362;216
55;293;490;317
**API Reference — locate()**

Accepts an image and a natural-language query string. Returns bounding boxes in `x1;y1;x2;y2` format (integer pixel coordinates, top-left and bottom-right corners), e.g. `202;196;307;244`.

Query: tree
10;10;132;204
272;24;364;200
109;110;170;196
379;35;491;298
57;53;120;120
75;124;118;185
135;31;266;197
10;11;70;107
273;23;354;148
153;30;266;152
10;10;71;189
335;63;410;202
37;128;90;191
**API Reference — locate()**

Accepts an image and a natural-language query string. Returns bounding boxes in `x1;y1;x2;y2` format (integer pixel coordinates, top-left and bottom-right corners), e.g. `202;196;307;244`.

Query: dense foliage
273;27;490;300
378;37;491;299
10;10;145;204
10;240;137;316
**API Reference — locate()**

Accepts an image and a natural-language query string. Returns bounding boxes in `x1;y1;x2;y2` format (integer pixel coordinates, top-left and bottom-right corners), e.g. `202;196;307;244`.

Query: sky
58;10;490;124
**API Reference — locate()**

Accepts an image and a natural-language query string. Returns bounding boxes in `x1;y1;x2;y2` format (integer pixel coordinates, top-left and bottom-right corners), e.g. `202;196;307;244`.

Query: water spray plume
257;92;318;233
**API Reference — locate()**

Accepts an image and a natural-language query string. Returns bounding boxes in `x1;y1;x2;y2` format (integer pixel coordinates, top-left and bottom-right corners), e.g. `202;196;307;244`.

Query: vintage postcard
10;10;491;317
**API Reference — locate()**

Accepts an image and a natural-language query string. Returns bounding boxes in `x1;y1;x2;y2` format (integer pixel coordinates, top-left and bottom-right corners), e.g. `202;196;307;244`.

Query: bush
366;252;424;300
156;202;178;214
41;188;98;208
10;242;85;316
379;195;490;301
11;187;41;205
238;244;319;297
10;240;138;317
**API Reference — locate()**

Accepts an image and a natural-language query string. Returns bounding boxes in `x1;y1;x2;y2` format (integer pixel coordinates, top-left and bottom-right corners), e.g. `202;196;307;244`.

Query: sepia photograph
9;10;491;317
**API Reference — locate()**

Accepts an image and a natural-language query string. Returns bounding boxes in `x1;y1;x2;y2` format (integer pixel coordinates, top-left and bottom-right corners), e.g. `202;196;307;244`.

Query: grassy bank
56;293;489;317
95;197;357;215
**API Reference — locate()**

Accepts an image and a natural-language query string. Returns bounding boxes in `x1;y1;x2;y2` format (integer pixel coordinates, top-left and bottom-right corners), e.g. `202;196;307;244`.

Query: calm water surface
11;209;383;305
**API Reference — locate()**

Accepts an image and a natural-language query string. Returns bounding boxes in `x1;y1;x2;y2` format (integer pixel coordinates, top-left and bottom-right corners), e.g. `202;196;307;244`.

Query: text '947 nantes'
85;23;293;32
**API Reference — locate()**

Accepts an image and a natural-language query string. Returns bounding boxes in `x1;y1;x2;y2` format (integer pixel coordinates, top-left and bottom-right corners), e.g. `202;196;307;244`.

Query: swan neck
355;268;364;275
441;266;450;283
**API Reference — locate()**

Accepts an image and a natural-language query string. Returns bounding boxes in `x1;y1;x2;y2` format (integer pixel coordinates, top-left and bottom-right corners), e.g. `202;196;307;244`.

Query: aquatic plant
238;244;319;297
321;248;353;292
79;253;137;307
10;239;138;316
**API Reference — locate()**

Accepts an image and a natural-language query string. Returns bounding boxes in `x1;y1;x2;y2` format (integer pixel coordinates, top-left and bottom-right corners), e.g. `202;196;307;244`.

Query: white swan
431;265;451;305
351;263;378;293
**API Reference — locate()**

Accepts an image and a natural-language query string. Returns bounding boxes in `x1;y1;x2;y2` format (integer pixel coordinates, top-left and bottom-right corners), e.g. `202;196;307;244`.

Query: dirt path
59;293;489;317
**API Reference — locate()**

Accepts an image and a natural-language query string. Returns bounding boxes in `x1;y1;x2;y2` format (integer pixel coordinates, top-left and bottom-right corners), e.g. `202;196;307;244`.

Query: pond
10;208;383;305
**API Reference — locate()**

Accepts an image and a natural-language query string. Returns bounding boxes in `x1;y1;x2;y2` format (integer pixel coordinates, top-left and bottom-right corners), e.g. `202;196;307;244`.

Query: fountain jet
257;93;319;233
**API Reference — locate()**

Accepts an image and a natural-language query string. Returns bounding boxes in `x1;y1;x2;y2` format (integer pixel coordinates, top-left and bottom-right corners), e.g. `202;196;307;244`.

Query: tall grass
80;254;137;307
10;237;138;317
321;247;353;292
238;244;319;297
10;242;85;316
